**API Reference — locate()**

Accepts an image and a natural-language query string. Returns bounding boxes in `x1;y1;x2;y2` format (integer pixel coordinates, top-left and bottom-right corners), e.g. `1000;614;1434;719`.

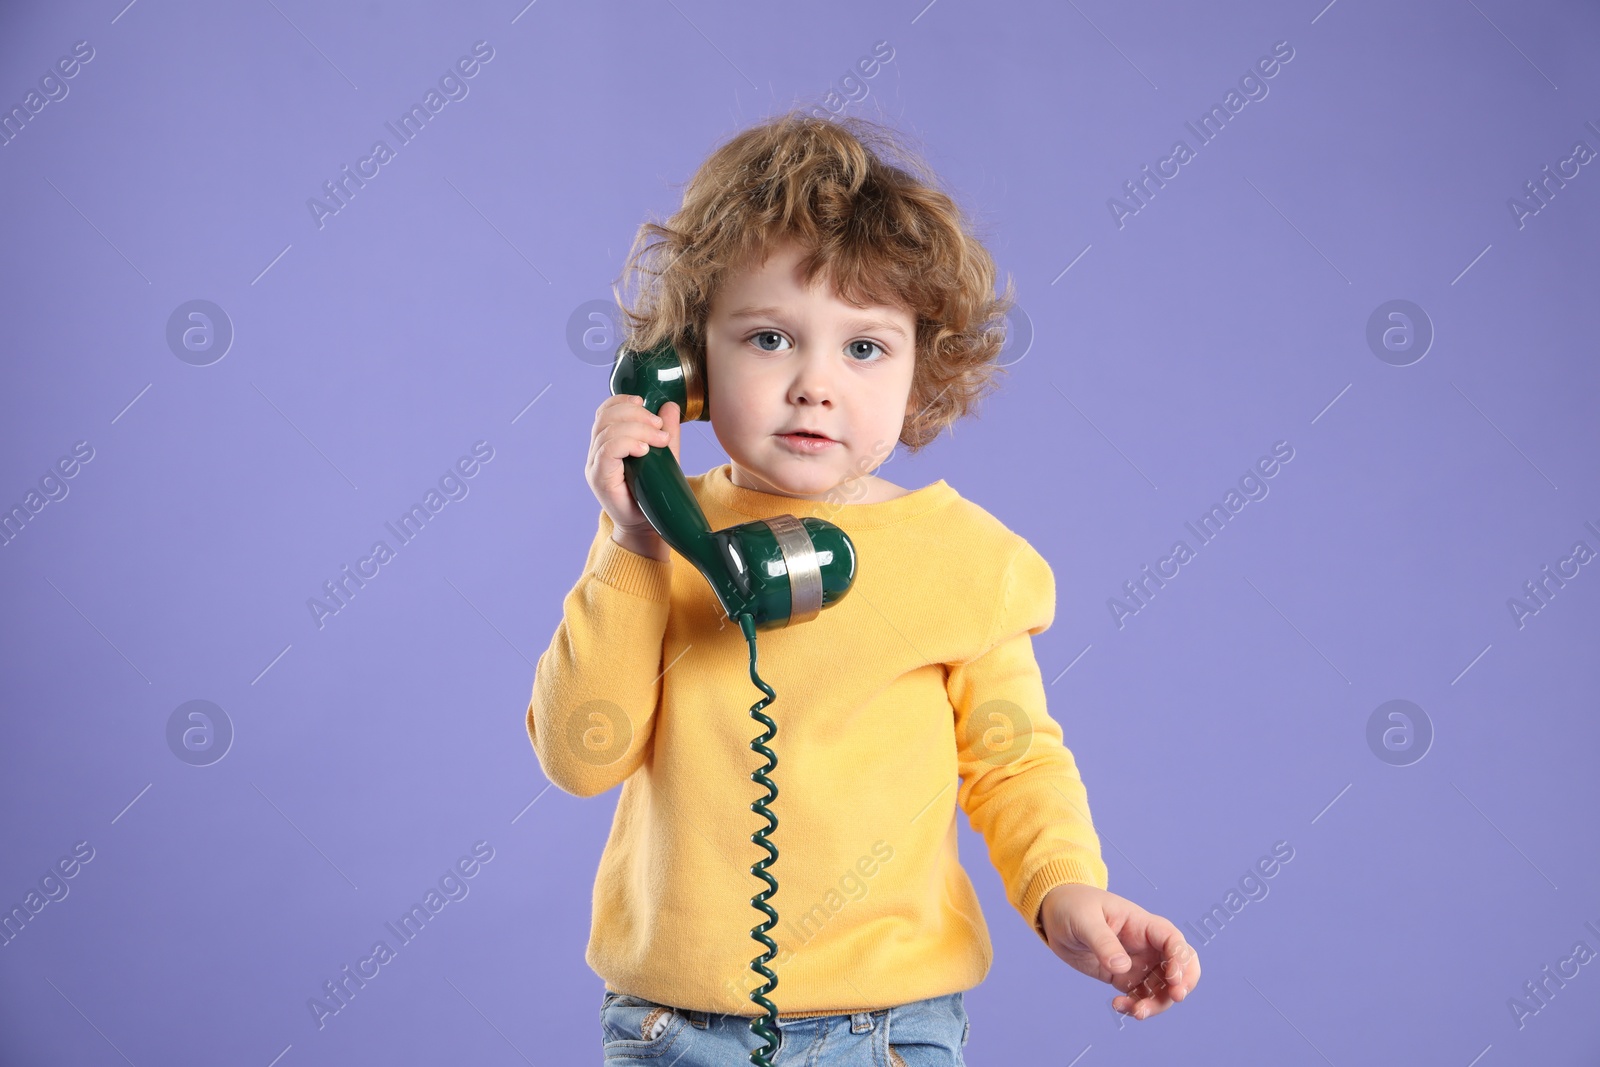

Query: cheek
712;357;774;410
707;369;762;433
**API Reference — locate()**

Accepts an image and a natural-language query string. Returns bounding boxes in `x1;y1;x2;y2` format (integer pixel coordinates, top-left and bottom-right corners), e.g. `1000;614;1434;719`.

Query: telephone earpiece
609;340;858;631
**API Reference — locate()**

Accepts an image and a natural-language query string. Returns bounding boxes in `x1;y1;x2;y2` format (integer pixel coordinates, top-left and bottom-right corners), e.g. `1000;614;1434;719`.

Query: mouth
775;430;839;452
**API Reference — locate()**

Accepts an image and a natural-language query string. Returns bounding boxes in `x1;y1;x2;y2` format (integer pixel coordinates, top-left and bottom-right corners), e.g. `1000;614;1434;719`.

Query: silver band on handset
762;515;823;626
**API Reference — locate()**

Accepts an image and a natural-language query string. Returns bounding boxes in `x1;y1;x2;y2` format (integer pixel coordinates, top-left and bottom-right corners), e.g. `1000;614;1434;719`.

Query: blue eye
745;331;888;362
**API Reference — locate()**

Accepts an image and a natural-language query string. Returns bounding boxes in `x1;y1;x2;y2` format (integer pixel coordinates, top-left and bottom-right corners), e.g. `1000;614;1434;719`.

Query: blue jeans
599;988;970;1066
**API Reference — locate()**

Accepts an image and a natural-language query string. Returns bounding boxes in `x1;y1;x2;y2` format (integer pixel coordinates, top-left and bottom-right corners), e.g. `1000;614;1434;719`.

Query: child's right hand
586;394;682;560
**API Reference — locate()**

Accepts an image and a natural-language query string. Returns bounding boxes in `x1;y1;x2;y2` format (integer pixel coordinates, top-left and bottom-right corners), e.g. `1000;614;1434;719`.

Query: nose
786;347;835;408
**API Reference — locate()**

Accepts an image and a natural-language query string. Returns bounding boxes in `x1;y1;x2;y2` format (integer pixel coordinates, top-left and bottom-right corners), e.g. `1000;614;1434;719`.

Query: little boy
528;111;1199;1065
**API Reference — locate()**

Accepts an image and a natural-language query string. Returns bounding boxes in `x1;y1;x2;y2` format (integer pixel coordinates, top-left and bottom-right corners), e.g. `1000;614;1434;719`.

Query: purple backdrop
2;0;1597;1063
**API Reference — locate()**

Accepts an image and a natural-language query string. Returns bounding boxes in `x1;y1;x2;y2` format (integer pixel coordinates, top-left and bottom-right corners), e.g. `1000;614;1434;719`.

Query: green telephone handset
608;339;859;630
609;340;859;1066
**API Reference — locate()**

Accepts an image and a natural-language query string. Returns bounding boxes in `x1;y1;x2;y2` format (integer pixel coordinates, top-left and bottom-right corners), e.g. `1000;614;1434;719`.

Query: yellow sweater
527;463;1108;1017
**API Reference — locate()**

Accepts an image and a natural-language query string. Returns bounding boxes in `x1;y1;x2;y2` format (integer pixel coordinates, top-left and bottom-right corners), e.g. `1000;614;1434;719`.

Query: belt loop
850;1010;874;1034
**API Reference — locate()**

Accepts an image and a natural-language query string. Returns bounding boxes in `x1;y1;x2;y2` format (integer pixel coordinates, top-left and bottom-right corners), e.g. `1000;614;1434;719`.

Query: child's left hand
1039;883;1201;1020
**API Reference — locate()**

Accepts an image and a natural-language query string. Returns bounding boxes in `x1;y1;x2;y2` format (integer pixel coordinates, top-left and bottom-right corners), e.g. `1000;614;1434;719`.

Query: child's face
703;239;917;502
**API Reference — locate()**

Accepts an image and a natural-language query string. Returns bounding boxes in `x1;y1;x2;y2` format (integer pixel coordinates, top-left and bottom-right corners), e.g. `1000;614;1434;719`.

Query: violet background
2;0;1598;1063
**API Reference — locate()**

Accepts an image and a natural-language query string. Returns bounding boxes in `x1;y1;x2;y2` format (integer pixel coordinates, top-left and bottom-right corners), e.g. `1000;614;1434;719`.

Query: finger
1121;964;1193;1013
596;396;652;441
1107;911;1177;977
1112;994;1149;1019
606;405;672;451
599;425;656;462
662;401;682;459
1112;992;1173;1020
1175;944;1201;999
1076;915;1131;975
1112;947;1178;1003
1115;962;1178;1016
606;399;665;428
599;392;645;419
1153;923;1197;993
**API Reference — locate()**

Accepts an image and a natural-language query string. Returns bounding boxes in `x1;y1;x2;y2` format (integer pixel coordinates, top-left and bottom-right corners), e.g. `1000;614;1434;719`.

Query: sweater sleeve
526;509;673;798
948;539;1109;944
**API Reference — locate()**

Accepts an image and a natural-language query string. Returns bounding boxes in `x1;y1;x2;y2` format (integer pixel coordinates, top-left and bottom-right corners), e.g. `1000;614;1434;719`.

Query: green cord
739;612;781;1066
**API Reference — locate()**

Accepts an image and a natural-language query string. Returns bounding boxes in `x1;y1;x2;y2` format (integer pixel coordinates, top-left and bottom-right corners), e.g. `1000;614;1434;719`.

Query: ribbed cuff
1021;856;1111;943
592;534;672;601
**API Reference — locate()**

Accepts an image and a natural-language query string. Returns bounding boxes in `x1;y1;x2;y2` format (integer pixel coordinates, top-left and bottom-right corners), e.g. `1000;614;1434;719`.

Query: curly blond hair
611;109;1016;454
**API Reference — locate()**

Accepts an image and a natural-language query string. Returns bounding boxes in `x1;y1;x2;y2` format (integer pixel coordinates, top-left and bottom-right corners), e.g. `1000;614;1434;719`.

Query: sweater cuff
592;534;672;601
1021;857;1110;943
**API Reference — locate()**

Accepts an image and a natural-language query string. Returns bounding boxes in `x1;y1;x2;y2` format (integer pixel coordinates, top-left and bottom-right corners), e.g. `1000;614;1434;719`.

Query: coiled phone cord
738;611;781;1066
